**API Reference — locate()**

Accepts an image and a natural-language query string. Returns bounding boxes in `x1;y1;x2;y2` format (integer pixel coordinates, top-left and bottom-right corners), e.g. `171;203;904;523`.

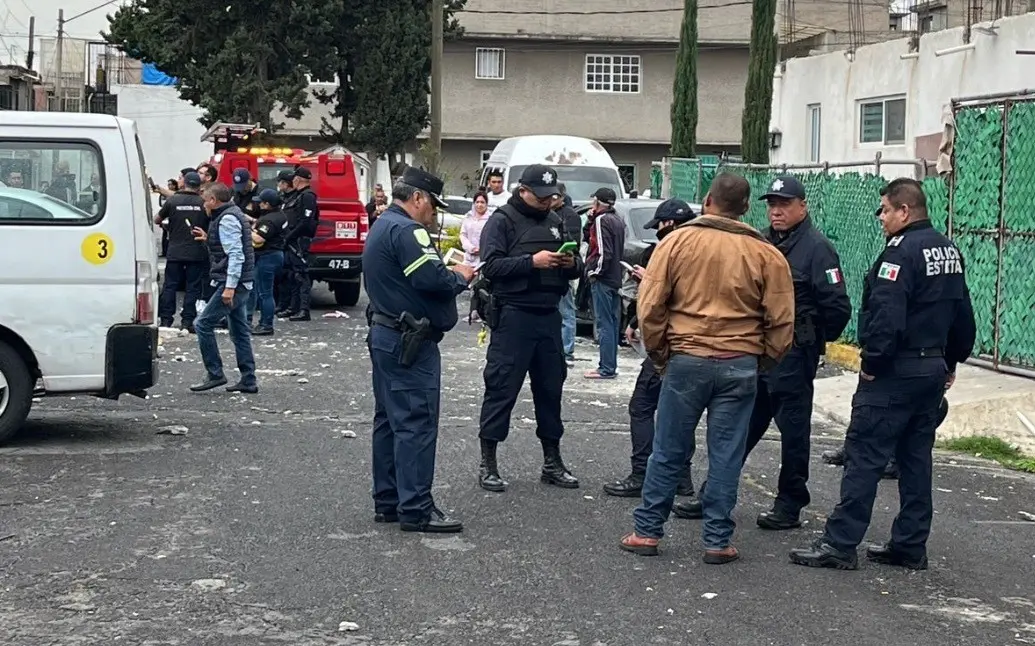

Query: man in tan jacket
618;172;795;565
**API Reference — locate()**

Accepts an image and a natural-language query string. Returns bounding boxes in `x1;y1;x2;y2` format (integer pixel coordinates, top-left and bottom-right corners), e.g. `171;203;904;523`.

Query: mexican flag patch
877;262;901;281
825;268;842;285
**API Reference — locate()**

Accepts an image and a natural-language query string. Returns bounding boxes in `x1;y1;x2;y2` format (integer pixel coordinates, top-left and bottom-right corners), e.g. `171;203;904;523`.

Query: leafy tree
670;0;699;159
741;0;779;163
105;0;323;130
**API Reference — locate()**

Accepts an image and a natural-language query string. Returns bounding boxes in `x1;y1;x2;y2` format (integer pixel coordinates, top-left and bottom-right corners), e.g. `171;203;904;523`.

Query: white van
480;135;626;204
0;113;159;442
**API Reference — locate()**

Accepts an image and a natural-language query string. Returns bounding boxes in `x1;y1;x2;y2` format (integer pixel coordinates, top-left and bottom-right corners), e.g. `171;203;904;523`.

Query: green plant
437;224;462;255
938;436;1035;473
670;0;699;158
741;0;778;163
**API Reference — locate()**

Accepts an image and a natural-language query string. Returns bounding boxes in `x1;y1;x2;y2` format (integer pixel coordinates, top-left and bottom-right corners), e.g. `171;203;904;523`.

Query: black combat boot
540;441;579;489
478;439;507;492
289;310;311;322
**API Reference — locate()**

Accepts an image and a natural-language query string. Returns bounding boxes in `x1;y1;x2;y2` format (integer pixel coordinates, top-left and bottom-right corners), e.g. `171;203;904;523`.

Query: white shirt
487;190;511;211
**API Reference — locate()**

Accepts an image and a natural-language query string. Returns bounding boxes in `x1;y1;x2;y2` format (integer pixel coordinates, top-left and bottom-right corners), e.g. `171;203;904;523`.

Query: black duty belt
371;312;444;343
899;348;943;358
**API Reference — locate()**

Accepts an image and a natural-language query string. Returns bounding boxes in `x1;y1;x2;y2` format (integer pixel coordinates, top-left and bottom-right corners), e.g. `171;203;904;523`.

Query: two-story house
431;0;893;195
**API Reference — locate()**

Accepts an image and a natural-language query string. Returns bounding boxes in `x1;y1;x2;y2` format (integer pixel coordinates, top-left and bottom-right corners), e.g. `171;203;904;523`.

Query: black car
572;199;701;333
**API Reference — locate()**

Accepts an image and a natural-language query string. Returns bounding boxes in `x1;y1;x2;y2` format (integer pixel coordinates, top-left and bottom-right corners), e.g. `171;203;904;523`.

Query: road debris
157;425;189;436
338;621;360;632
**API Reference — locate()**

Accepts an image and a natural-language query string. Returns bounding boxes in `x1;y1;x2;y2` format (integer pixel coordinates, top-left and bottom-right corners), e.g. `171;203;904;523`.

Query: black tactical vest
492;204;570;296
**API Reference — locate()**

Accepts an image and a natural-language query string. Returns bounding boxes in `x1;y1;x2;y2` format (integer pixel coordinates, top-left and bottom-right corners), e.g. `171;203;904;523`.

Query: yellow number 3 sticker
81;233;114;265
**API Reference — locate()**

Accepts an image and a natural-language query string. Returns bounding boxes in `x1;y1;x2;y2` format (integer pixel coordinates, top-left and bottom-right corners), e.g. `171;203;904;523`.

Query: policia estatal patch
403;227;444;277
414;228;432;247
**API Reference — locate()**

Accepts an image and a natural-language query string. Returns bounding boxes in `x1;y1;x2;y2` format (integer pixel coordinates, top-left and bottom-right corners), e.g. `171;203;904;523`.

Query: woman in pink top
460;191;490;266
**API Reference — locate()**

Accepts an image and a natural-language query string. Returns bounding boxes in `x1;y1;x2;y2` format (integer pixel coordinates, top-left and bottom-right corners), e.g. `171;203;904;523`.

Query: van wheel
333;282;362;307
0;342;33;444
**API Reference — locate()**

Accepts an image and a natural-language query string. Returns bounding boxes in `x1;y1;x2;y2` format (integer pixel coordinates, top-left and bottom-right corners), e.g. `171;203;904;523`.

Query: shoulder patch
413;228;432;247
877;262;901;281
887;235;904;247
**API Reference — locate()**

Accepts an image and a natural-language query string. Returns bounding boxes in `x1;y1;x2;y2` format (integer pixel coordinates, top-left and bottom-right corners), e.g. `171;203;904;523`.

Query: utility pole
429;0;444;175
55;9;64;111
26;16;35;70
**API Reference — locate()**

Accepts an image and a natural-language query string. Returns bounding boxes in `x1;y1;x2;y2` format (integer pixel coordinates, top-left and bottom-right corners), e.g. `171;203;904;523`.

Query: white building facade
769;13;1035;178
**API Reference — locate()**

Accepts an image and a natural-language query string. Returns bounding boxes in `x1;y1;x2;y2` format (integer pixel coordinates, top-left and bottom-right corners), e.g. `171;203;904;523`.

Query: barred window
475;48;505;80
585;54;641;94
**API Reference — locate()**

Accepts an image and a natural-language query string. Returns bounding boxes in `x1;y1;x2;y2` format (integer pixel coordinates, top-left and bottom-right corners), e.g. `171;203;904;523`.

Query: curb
825;342;860;372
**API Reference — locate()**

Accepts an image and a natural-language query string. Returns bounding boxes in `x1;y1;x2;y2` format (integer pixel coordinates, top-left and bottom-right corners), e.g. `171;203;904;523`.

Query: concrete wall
442;40;748;147
769;13;1035;178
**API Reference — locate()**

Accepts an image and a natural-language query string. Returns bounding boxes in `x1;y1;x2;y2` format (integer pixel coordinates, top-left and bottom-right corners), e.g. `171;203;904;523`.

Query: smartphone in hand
557;241;579;255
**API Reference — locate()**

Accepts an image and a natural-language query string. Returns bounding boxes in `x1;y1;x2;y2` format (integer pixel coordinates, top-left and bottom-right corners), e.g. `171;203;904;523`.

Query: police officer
249;188;289;336
790;178;976;570
677;176;853;527
363;167;475;533
232;169;260;220
477;164;585;493
274;169;297;314
604;198;698;499
281;167;319;322
821;397;950;479
156;171;208;332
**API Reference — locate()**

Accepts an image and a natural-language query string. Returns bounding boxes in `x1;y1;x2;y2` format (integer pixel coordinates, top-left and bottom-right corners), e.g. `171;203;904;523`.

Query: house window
480;150;493;167
859;97;907;145
917;8;948;34
475;48;505;80
807;103;821;162
585;54;641;93
617;164;637;193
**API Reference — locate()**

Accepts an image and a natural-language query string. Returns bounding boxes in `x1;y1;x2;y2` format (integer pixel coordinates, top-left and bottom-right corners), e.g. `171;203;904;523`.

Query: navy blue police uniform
743;176;852;527
274;170;297;314
362;167;470;533
476;164;585;493
792;190;976;570
603;199;698;499
282;167;320;320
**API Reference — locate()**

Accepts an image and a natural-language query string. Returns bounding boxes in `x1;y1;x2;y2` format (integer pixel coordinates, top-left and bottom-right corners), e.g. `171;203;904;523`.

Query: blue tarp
141;63;176;86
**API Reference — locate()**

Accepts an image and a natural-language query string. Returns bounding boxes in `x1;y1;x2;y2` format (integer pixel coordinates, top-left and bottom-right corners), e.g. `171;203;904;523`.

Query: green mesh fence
665;158;948;345
950;99;1035;369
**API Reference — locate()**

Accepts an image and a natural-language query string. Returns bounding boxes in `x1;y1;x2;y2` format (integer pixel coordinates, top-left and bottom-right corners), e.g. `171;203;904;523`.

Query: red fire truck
200;122;368;307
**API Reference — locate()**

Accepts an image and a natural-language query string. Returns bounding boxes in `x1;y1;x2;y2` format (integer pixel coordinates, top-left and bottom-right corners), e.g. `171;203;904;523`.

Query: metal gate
950;91;1035;376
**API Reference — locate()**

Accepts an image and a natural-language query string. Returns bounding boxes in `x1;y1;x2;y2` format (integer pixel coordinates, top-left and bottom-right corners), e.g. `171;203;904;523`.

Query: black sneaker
789;540;859;570
252;326;275;336
189;376;228;392
673;499;703;520
866;543;928;570
756;509;803;531
400;508;463;534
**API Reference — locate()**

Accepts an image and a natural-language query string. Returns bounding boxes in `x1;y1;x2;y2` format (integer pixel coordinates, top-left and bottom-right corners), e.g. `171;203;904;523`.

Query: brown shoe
619;532;660;556
703;546;739;565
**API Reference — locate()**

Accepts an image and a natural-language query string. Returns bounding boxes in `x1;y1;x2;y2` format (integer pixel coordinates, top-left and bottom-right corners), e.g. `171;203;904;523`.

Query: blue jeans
195;283;257;387
249;251;285;328
558;283;577;360
591;281;621;376
633;353;758;549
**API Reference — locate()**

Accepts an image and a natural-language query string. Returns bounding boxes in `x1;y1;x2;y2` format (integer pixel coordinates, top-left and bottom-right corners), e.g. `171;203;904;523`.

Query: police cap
759;175;806;201
183;171;202;188
518;164;561;199
644;198;695;229
400;166;449;208
232;168;252;192
255;188;282;206
293;166;312;180
277;169;296;183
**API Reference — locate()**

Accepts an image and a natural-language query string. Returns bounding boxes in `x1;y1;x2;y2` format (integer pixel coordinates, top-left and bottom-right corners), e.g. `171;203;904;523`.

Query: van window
257;163;295;190
0;140;105;222
133;134;154;225
507;165;622;202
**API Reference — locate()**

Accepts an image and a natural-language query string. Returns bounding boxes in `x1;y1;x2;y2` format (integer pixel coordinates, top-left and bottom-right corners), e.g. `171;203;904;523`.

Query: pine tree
741;0;779;163
670;0;699;159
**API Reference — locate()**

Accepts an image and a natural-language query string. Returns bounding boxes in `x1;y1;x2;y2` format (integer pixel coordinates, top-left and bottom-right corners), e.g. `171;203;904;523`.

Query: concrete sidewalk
816;344;1035;455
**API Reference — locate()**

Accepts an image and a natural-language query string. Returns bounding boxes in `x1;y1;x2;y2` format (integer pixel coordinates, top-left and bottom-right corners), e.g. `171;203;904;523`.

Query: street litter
338;621;360;632
339;430;357;438
1019;511;1035;522
701;593;718;600
323;311;350;318
157;425;189;436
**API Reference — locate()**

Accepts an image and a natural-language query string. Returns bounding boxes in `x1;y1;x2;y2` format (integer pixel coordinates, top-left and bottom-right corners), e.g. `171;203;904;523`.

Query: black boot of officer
479;440;579;491
821;397;949;479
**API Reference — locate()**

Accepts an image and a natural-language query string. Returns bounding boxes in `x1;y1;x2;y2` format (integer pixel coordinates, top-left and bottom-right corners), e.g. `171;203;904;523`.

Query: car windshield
626;206;661;242
507;165;622;202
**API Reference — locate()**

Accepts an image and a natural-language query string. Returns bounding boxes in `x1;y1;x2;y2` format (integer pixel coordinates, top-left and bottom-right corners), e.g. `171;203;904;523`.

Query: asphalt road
2;286;1034;646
